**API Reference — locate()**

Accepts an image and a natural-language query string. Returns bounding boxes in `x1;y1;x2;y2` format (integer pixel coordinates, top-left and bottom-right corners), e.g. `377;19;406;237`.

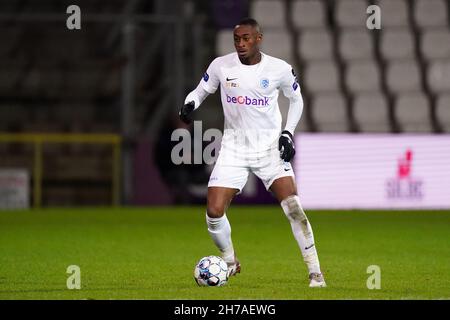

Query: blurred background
0;0;449;209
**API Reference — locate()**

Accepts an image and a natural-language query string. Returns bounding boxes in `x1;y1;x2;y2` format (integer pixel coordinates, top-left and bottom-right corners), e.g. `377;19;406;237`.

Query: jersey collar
234;51;267;70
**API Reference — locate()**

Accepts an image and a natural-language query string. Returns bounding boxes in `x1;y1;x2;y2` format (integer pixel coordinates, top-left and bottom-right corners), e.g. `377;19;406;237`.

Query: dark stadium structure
0;0;449;206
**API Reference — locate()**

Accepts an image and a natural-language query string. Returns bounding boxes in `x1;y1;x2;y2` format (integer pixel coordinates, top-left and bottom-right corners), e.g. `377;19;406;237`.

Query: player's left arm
179;83;210;124
180;59;220;124
281;66;304;135
278;65;304;161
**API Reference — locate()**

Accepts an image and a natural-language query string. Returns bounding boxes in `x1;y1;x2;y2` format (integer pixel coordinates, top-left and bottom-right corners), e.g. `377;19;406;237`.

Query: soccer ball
194;255;228;286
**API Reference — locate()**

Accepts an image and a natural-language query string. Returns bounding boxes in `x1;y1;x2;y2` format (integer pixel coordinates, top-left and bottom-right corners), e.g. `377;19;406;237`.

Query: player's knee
206;203;226;218
280;195;307;222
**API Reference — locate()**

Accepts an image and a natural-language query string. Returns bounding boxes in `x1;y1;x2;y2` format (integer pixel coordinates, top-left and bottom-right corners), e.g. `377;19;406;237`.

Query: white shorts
208;147;295;192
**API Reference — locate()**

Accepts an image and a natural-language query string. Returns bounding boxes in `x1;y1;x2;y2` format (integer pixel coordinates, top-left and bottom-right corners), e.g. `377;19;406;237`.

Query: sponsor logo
292;68;298;82
386;149;423;199
260;78;269;89
226;94;269;106
203;72;209;82
226;77;238;81
225;82;239;88
292;68;299;91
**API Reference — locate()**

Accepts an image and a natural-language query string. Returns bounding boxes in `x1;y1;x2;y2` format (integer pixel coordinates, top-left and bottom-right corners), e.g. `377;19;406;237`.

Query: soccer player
179;18;326;288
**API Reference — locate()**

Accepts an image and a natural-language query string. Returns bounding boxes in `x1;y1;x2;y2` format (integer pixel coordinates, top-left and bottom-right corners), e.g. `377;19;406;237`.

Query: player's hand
179;101;195;124
278;130;295;162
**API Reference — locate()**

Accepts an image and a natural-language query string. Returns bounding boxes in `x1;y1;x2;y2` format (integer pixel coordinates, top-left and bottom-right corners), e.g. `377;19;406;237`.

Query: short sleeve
200;58;221;94
280;64;302;99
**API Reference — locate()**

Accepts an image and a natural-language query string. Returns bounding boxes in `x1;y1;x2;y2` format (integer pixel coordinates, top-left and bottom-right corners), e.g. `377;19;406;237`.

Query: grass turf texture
0;207;449;300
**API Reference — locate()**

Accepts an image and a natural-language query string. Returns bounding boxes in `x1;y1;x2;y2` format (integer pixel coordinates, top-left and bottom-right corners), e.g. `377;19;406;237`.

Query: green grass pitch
0;207;449;300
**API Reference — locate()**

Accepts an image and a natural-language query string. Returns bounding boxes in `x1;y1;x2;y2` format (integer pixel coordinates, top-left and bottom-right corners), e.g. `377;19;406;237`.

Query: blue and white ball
194;256;228;286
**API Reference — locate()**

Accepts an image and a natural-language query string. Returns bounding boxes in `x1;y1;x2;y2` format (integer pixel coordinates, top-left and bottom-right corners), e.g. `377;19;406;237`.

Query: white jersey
200;52;301;158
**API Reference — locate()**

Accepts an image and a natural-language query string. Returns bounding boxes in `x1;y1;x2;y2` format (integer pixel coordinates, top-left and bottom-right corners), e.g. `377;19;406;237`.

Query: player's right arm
278;64;303;161
179;58;221;124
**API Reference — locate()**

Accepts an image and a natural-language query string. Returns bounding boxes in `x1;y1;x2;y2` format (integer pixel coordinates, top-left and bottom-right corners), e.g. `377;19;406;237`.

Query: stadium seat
427;60;450;94
336;0;368;27
339;28;374;61
376;0;409;27
421;28;450;60
216;29;235;56
292;0;327;29
386;60;422;93
261;30;295;65
414;0;448;28
353;92;391;132
380;28;415;60
299;29;333;61
436;93;450;132
312;93;349;132
345;60;381;93
304;61;340;93
251;0;286;29
394;93;432;132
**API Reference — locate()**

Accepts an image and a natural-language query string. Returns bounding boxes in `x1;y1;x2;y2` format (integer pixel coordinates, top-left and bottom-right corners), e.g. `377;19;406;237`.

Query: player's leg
206;186;237;218
206;158;250;276
206;187;241;276
269;176;326;287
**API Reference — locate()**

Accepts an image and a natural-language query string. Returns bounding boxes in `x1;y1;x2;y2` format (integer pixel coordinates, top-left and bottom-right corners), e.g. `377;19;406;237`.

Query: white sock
206;213;235;263
281;195;321;275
